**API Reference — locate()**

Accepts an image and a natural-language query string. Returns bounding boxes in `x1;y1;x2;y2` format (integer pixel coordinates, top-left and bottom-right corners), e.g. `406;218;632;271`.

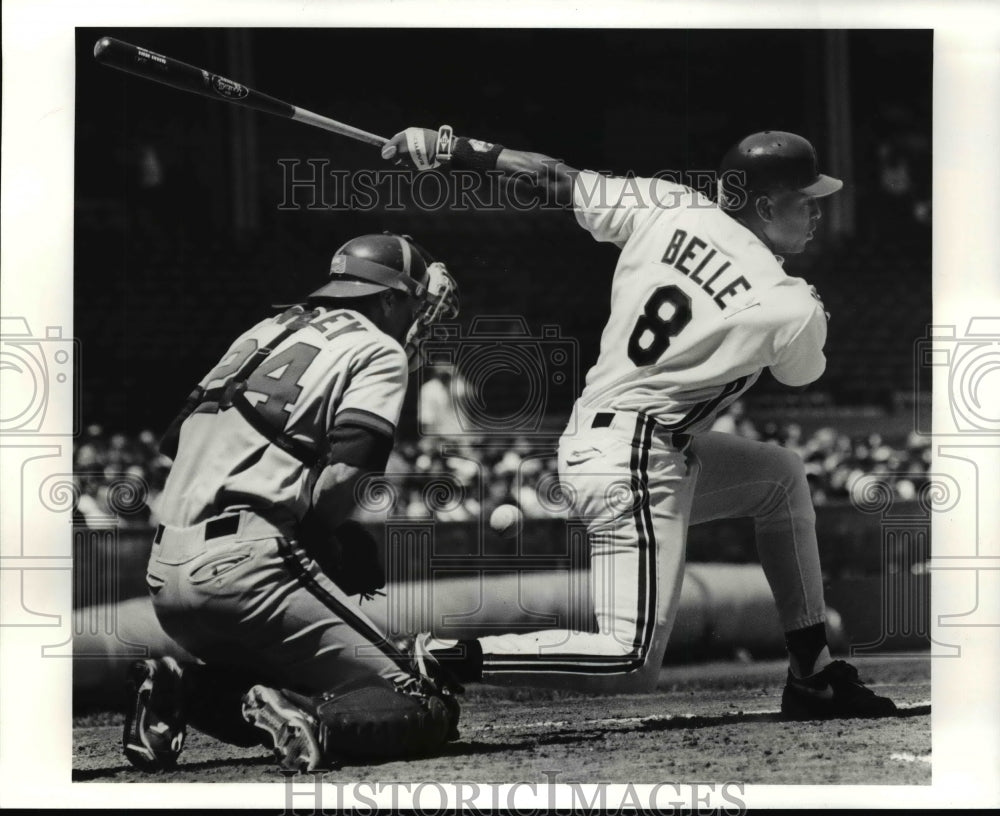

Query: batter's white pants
147;509;412;694
478;408;826;693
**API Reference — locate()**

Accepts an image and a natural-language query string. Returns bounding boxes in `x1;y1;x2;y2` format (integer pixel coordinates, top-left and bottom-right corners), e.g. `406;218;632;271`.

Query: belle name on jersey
660;228;752;311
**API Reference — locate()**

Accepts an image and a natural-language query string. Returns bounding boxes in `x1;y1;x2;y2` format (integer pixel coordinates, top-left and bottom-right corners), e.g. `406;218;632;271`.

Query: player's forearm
311;463;368;529
493;147;576;204
311;423;394;527
442;135;576;203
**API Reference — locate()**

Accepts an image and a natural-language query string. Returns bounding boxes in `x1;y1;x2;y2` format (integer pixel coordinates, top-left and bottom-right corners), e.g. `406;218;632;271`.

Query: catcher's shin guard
241;686;323;772
122;657;187;771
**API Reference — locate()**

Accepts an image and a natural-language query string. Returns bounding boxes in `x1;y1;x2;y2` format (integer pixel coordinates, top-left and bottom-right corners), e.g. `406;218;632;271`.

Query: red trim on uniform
333;407;396;438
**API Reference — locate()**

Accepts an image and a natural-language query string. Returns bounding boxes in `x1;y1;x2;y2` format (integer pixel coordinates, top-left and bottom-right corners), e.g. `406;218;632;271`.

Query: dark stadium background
73;28;931;440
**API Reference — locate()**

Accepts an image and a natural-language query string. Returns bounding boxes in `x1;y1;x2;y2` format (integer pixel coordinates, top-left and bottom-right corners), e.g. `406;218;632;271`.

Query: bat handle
290;108;388;147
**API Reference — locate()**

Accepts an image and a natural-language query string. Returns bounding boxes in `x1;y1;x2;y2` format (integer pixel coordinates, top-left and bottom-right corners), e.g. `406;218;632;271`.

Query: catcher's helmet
309;232;459;370
309;233;431;300
718;131;842;209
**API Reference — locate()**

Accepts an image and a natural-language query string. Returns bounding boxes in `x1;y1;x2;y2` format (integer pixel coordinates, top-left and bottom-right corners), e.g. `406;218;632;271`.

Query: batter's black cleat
417;633;482;686
411;633;467;741
781;660;899;720
122;657;187;771
242;685;323;772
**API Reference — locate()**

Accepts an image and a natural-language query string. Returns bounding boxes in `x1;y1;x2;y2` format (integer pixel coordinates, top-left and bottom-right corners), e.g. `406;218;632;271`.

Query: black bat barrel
93;37;296;119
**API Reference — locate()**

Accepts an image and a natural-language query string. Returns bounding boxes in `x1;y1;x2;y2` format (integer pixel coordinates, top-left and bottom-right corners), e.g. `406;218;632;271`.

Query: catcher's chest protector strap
189;311;328;469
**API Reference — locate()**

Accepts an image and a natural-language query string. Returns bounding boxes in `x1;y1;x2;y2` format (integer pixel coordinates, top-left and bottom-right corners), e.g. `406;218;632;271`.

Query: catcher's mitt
328;520;385;599
301;517;386;600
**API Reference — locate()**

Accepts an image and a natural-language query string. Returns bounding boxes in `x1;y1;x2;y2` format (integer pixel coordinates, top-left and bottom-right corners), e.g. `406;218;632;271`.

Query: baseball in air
489;504;523;538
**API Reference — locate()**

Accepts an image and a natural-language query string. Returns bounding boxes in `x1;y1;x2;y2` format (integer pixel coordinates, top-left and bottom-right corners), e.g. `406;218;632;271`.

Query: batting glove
382;126;453;171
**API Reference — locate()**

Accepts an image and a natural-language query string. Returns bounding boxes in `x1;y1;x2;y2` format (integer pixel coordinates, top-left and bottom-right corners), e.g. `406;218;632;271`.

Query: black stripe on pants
485;414;657;675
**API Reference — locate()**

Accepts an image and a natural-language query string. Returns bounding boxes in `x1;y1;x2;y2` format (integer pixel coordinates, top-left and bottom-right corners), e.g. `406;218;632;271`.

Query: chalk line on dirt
477;699;932;733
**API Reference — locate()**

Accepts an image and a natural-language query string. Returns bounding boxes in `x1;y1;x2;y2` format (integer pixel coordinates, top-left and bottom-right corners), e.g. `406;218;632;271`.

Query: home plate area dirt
74;655;930;786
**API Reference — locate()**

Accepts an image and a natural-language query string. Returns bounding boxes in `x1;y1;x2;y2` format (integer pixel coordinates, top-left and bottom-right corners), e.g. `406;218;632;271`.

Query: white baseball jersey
158;305;409;527
572;171;827;433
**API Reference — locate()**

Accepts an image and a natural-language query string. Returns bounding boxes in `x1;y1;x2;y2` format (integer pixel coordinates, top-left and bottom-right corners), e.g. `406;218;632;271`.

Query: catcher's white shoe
241;685;323;772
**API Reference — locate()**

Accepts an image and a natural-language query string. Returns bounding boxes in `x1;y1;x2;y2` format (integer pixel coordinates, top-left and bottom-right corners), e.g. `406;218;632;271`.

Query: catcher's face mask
404;261;459;372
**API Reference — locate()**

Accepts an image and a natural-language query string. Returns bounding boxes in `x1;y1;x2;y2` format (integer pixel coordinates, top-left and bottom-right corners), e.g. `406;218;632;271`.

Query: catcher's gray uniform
126;234;461;772
152;305;413;692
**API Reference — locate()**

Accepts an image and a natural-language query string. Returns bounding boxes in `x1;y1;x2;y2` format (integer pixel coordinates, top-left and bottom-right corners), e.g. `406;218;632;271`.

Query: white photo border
1;0;998;809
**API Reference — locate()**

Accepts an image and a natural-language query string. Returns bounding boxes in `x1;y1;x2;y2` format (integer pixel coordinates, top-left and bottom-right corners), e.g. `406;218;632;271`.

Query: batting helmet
718;131;842;209
309;233;431;300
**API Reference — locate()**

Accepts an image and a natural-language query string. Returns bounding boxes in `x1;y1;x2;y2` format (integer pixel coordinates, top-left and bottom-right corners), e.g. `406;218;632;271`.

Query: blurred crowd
72;400;932;528
72;426;172;528
707;402;932;506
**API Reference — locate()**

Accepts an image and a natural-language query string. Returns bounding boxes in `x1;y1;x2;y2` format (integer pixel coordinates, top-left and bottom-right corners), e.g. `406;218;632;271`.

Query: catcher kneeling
123;234;461;772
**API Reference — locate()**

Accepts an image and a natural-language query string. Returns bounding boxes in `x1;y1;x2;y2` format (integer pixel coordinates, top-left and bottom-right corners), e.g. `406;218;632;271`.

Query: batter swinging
382;127;897;719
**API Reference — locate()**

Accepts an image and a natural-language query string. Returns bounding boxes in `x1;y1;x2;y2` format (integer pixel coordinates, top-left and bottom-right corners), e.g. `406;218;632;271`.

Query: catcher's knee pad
299;676;458;760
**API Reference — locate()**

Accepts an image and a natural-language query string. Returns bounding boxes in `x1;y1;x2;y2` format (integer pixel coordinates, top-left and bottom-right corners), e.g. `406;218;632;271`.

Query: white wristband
436;125;454;164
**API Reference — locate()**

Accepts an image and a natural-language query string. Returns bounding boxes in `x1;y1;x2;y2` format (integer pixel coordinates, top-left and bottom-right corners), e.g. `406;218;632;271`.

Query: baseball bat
93;36;387;147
